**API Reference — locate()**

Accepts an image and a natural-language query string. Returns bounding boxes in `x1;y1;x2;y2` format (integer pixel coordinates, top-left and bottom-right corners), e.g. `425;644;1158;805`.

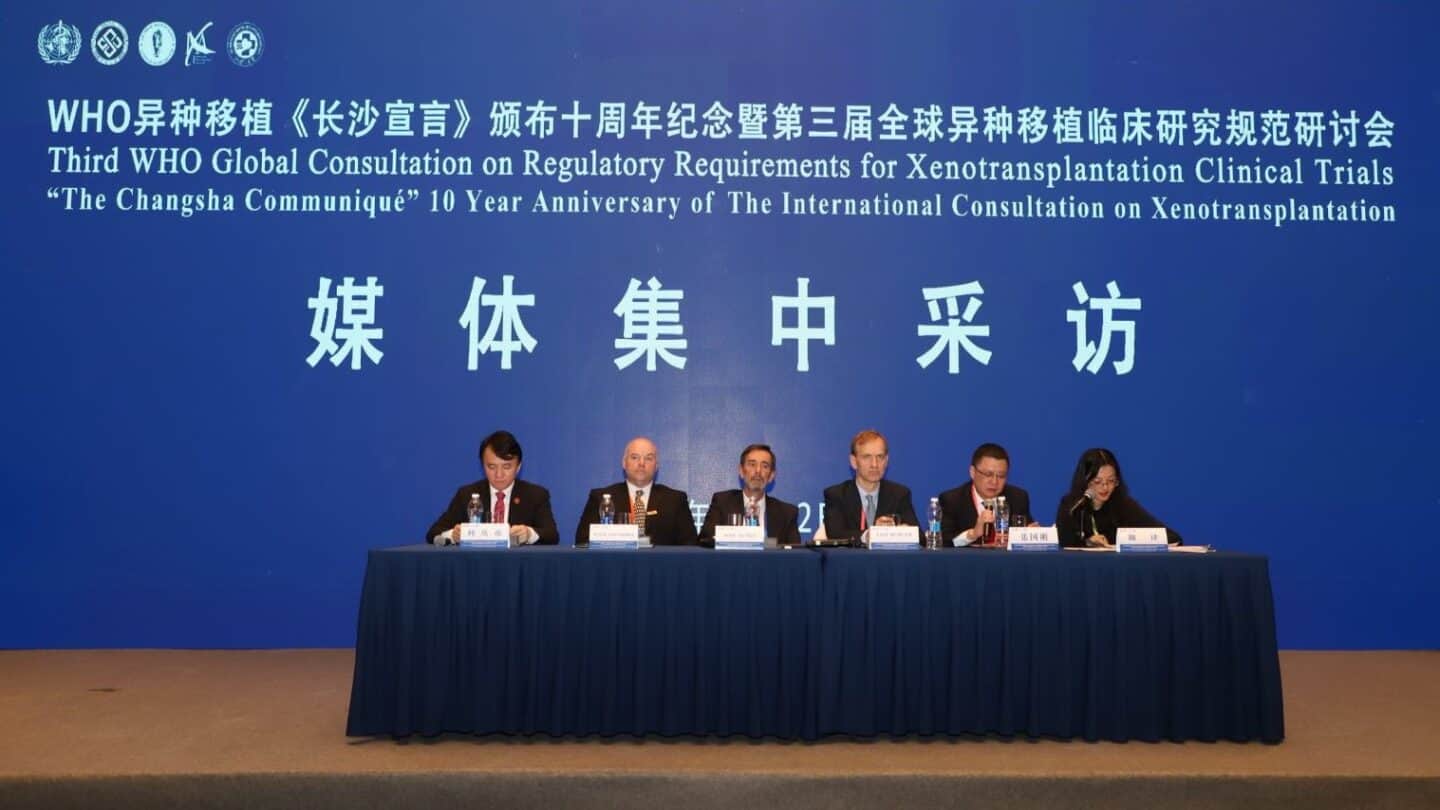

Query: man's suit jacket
822;479;919;541
425;478;560;544
937;481;1033;546
697;490;801;545
574;482;699;546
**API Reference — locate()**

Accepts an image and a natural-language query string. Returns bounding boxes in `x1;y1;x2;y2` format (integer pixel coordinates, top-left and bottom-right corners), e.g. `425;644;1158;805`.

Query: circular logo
226;22;264;67
138;22;176;66
38;19;82;65
90;20;129;65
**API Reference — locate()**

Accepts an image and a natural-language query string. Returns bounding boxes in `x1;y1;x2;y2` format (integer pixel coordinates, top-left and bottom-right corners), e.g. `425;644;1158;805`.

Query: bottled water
467;492;482;523
926;497;942;549
599;493;615;524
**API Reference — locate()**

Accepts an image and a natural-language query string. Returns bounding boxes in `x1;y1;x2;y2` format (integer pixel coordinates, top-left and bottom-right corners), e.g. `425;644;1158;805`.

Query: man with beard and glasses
698;443;801;546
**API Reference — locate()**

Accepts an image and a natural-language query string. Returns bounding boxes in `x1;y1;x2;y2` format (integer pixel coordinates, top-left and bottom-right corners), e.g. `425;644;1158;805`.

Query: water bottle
599;493;615;525
745;497;759;527
926;497;942;550
467;492;482;523
995;496;1010;546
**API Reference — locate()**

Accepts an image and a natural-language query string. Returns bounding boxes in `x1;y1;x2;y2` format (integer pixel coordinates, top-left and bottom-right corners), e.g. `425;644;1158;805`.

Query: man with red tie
426;430;560;545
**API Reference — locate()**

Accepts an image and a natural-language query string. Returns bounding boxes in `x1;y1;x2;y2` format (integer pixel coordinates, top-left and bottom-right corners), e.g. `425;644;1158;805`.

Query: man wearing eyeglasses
697;443;801;546
938;442;1035;547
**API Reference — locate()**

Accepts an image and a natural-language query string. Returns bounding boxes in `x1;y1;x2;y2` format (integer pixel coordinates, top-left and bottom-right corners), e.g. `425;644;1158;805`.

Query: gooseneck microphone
1069;490;1095;514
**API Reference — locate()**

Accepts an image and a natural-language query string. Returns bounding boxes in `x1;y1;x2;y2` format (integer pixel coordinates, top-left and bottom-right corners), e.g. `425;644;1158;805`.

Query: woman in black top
1054;448;1182;548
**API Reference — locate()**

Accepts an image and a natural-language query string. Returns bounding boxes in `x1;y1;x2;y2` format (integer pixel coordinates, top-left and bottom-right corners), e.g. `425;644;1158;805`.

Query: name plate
866;525;920;550
459;522;509;550
588;523;640;549
1008;525;1060;552
714;525;764;551
1117;527;1169;553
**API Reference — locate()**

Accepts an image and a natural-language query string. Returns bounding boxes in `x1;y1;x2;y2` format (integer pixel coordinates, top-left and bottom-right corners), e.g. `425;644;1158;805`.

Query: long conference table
346;545;1284;743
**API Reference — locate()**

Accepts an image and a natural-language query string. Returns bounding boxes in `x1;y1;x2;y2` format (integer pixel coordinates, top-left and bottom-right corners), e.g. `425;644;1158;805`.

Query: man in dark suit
822;429;919;542
426;430;560;545
937;442;1034;547
698;443;801;545
574;436;699;546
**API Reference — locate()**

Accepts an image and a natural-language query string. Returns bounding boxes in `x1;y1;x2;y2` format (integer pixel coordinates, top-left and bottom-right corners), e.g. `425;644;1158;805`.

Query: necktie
493;491;506;524
864;493;876;530
634;491;647;535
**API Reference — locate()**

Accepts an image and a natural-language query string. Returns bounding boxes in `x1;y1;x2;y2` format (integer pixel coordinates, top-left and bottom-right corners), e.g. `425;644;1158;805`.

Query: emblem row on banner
38;19;263;68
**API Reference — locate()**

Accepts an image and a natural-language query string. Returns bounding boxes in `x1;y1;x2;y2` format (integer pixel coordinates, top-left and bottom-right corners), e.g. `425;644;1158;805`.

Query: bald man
574;436;699;546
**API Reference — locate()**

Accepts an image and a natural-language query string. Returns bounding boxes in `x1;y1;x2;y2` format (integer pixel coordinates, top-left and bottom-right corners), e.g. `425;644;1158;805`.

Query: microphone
1069;490;1095;514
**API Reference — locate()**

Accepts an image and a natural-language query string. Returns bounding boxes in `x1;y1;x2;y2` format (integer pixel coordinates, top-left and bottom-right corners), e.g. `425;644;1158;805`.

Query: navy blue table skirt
346;545;820;738
816;549;1284;742
347;546;1283;742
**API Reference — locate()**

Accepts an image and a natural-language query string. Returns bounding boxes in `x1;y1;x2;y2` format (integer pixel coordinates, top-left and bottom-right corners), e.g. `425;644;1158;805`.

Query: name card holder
866;525;920;550
588;523;641;549
714;525;764;551
459;522;509;550
1117;527;1169;553
1008;525;1060;552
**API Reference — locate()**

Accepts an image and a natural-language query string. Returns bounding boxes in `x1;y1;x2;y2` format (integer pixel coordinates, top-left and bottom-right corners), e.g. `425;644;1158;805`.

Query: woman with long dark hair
1054;448;1182;548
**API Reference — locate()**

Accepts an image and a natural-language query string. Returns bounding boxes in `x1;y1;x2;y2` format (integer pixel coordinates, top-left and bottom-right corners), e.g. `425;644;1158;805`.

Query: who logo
37;19;82;65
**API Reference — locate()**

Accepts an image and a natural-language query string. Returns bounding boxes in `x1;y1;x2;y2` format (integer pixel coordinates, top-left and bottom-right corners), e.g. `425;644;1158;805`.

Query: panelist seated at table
698;443;801;546
822;429;920;542
575;436;699;546
1054;447;1183;548
426;430;560;546
938;442;1037;547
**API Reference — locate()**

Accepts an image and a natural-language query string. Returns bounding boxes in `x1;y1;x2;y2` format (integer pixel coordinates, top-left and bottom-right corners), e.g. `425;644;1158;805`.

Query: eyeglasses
973;469;1007;481
1091;477;1119;488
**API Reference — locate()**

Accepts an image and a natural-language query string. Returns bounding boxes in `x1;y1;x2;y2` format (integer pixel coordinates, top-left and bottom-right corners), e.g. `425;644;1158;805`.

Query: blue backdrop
3;1;1435;648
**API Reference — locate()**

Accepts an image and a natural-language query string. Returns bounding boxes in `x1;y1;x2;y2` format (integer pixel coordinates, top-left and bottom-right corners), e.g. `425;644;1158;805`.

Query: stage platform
1;650;1436;809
